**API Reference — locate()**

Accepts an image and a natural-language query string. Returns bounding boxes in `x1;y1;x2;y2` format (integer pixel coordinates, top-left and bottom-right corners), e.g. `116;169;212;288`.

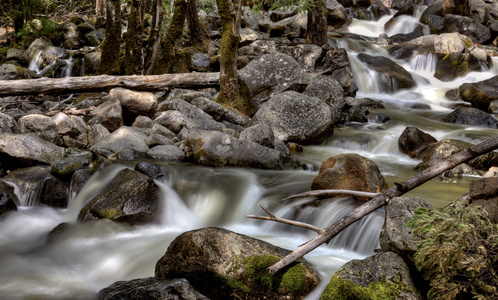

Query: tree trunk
13;0;25;33
125;0;144;75
144;0;165;75
262;136;498;275
154;0;187;74
306;1;328;46
187;0;209;49
96;0;106;17
97;0;122;75
216;0;247;113
0;73;220;96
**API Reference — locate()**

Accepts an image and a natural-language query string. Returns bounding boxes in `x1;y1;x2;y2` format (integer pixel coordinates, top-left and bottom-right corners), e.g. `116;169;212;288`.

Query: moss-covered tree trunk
216;0;246;113
154;0;187;74
12;0;25;33
306;1;327;46
125;0;144;75
97;0;122;75
187;0;208;49
145;0;165;75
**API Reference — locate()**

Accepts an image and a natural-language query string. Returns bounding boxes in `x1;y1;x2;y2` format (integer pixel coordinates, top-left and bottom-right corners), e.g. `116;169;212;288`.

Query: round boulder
109;88;158;124
441;107;498;128
398;127;438;158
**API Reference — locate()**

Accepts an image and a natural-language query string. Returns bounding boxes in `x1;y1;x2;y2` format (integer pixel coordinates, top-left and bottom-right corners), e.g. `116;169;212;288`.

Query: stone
311;154;388;195
0;64;29;80
134;161;169;180
239;123;275;149
78;168;160;225
90;126;149;159
441;14;491;44
0;181;18;217
0;112;19;134
253;91;334;144
469;177;498;223
326;0;347;29
441;107;498;128
109;88;158;124
132;116;154;128
51;156;90;179
277;43;324;72
398;127;438;158
154;110;185;134
158;99;225;132
24;37;52;65
303;75;345;123
189;96;249;127
0;133;65;168
146;145;186;161
89;99;124;132
459;75;498;111
88;124;110;147
155;227;319;300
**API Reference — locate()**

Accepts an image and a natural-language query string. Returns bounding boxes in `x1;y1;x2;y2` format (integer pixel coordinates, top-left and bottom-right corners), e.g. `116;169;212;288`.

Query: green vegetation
320;274;407;300
407;202;498;300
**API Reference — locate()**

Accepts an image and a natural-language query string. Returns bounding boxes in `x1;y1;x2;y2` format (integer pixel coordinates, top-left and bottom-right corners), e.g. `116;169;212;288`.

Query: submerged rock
155;227;319;300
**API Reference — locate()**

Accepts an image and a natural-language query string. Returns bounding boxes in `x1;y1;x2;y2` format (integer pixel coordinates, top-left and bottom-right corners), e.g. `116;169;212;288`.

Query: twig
50;94;74;111
246;205;325;234
282;189;379;202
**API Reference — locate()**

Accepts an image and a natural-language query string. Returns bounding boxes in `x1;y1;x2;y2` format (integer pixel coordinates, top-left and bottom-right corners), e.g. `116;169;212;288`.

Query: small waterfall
28;50;44;73
408;53;437;72
60;56;74;77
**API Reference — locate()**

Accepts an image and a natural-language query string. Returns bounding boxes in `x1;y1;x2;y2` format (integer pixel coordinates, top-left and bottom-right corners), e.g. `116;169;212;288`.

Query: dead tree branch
281;189;379;202
250;136;498;276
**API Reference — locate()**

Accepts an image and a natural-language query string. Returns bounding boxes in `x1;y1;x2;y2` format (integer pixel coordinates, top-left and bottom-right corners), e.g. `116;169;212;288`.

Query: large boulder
183;129;305;170
398;127;438;158
303;75;345;124
90;126;149;159
24;37;53;65
311;154;388;195
326;0;347;29
0;112;20;134
459;75;498;111
357;53;416;92
252;91;334;144
0;181;18;217
98;277;209;300
188;96;249;127
380;197;434;264
158;99;225;132
18;114;61;145
441;107;498;128
155;227;320;300
109;88;158;124
320;251;422;300
89;99;124;132
441;14;491;44
78;168;160;225
0;133;65;168
469;177;498;223
0;64;30;80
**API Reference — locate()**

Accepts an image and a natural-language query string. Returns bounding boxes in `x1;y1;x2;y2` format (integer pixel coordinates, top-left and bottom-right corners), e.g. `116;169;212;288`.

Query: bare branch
246;205;325;234
282;189;379;202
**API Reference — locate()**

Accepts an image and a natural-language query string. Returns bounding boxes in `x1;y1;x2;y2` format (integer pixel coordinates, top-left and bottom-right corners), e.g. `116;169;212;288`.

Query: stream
1;5;498;300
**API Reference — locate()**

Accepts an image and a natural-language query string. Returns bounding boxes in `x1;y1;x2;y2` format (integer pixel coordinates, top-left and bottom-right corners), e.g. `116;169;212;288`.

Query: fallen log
0;72;220;96
247;136;498;276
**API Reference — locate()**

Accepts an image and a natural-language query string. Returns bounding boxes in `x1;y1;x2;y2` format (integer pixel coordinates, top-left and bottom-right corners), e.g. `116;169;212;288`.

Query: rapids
2;5;498;300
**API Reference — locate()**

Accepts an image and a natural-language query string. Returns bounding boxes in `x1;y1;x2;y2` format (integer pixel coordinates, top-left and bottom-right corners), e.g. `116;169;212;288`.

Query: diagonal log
0;72;220;96
281;189;379;202
260;136;498;276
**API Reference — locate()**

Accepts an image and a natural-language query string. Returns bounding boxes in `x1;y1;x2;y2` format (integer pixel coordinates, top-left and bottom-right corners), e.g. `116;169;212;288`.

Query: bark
306;1;328;46
154;0;187;74
0;73;220;96
186;0;209;49
281;189;379;202
97;0;122;75
258;136;498;275
216;0;247;113
145;0;165;75
96;0;106;17
125;0;144;75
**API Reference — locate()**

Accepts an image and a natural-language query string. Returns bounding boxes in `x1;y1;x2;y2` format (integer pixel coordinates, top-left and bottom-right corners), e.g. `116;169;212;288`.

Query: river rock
0;181;18;216
134;161;169;180
6;48;26;63
0;63;30;80
380;197;434;265
0;133;65;168
398;127;438;158
90;126;149;159
98;277;209;300
24;37;52;65
183;129;305;170
238;52;308;111
155;227;319;299
314;47;356;96
441;14;491;44
311;154;388;195
89;99;124;132
109;88;158;124
441;107;498;128
469;177;498;223
277;43;323;72
252;91;334;144
52;113;89;146
357;53;416;92
326;0;347;29
240;123;275;149
459;75;498;111
0;112;19;134
158;99;225;132
154;111;185;134
270;14;307;38
147;145;186;161
88;124;110;147
78;168;160;225
51;156;91;179
320;251;422;300
303;75;345;123
189;96;249;127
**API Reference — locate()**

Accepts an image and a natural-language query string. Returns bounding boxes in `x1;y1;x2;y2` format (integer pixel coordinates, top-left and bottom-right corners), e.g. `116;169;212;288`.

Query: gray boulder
78;168;160;225
147;145;185;161
442;14;491;44
155;227;319;300
0;64;30;80
132;116;154;128
277;43;324;72
89;99;124;132
321;251;422;299
0;112;19;134
0;133;64;167
109;88;158;124
398;127;438;158
270;14;307;38
469;177;498;223
253;91;334;144
51;156;91;179
154;111;185;134
18;114;61;145
303;75;345;123
459;75;498;111
441;107;498;128
88;124;110;147
90;127;149;159
158;99;225;132
183;129;305;170
189;96;250;127
239;123;276;149
0;181;18;217
326;0;347;29
134;161;169;180
52;113;89;147
98;277;209;300
24;38;53;65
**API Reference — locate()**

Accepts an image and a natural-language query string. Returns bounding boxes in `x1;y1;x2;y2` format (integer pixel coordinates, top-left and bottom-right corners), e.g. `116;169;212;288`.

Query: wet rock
459;75;498;111
155;227;319;300
146;145;185;161
380;197;434;265
24;37;52;65
398;127;438;158
89;99;124;132
134;161;169;180
90;126;149;159
253;91;334;144
441;107;498;128
326;0;347;29
321;251;422;300
304;75;345;123
0;63;30;80
0;181;18;216
0;112;20;134
109;88;158;125
98;277;209;300
469;177;498;223
51;156;91;179
435;51;487;82
78;168;160;225
311;153;388;195
357;53;416;92
314;47;356;96
0;133;65;168
442;14;491;44
183;129;305;170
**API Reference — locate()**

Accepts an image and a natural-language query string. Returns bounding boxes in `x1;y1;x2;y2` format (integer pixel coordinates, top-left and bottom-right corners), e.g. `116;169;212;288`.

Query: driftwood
281;189;379;202
246;136;498;276
0;72;220;96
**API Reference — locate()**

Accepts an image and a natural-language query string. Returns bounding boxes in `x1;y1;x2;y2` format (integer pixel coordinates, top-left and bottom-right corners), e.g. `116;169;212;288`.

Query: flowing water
2;7;498;300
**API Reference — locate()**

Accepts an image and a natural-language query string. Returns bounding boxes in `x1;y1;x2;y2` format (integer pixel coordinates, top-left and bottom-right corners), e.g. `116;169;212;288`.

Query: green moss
442;53;450;60
320;274;405;300
98;208;120;219
280;262;305;292
0;47;9;55
463;38;473;48
217;275;251;294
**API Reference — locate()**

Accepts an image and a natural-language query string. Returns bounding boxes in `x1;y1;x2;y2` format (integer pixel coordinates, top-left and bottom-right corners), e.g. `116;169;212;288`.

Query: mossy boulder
459;75;498;111
320;251;422;300
155;227;320;299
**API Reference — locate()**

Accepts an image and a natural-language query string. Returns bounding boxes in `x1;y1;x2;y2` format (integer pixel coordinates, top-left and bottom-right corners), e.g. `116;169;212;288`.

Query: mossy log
0;73;220;96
